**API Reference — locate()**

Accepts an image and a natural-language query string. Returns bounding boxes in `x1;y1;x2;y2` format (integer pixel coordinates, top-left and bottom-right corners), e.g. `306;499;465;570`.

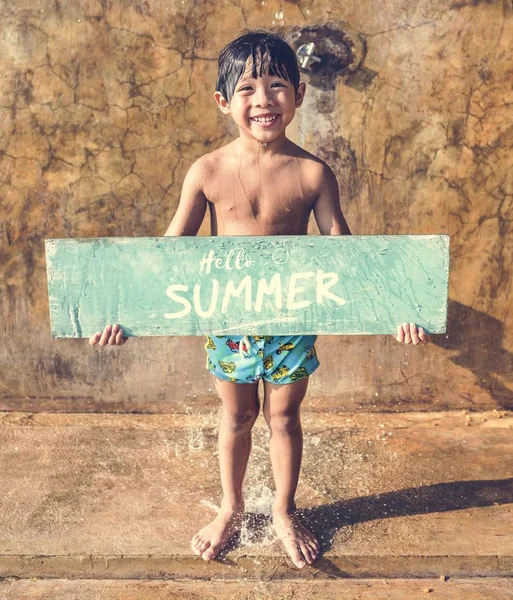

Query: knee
267;409;301;433
222;408;259;432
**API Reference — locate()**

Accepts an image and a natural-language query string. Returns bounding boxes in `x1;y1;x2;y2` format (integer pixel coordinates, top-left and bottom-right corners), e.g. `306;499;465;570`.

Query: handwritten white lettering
163;270;346;320
193;279;219;317
287;272;314;310
221;275;252;314
164;284;191;318
316;270;346;305
254;272;282;312
199;248;252;274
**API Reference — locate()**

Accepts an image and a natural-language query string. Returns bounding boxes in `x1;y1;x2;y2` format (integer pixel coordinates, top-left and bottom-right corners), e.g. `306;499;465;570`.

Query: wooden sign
45;235;449;338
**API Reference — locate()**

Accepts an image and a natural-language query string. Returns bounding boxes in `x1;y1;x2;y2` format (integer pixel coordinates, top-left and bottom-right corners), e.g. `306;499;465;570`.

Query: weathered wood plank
44;235;449;337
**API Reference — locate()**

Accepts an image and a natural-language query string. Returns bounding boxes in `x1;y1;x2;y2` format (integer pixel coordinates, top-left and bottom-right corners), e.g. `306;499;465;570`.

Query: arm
312;162;352;236
163;157;208;236
90;159;208;347
312;164;430;344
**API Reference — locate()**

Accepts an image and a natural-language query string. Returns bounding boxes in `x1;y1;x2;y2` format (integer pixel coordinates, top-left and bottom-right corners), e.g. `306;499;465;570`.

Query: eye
238;82;286;92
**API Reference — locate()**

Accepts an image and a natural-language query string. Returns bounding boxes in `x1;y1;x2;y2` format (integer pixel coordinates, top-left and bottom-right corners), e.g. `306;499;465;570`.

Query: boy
90;31;430;569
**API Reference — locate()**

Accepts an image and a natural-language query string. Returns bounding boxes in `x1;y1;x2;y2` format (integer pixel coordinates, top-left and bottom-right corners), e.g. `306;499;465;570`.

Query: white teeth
251;115;278;123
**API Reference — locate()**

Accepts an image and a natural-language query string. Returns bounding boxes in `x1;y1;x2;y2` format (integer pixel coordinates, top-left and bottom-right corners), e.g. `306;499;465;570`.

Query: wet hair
215;31;300;104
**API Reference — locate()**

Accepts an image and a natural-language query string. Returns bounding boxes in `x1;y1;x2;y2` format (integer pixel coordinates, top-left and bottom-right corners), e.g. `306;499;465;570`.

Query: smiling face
215;54;306;145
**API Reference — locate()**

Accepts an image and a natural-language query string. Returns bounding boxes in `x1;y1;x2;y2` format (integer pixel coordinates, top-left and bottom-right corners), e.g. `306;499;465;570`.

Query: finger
410;322;421;345
401;323;411;344
418;327;430;344
108;324;120;345
116;327;126;345
396;325;405;343
99;325;112;347
89;332;102;346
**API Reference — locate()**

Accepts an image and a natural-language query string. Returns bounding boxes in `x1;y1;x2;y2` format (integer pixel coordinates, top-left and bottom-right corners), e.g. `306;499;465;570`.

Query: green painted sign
45;235;449;338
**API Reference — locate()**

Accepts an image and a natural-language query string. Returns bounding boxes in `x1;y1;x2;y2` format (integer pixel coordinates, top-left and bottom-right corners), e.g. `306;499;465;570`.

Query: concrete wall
1;0;512;413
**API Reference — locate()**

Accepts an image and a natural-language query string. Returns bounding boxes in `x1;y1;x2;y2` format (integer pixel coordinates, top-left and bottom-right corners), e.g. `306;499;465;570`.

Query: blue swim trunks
204;334;320;384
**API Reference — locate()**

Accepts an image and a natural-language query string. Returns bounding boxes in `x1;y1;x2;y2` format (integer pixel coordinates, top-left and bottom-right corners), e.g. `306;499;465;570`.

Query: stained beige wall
1;0;512;413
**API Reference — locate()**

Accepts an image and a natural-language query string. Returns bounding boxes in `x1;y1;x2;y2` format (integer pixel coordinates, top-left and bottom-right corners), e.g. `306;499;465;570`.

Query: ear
214;91;231;115
295;82;306;108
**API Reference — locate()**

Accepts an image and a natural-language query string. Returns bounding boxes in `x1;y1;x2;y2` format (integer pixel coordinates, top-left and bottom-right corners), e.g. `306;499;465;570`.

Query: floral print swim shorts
204;334;320;384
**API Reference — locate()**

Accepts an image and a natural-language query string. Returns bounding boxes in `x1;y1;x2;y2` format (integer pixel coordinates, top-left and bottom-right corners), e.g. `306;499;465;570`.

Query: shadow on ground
213;477;513;568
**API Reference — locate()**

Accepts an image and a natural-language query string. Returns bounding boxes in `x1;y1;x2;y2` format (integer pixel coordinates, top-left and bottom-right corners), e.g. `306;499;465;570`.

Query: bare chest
204;160;316;234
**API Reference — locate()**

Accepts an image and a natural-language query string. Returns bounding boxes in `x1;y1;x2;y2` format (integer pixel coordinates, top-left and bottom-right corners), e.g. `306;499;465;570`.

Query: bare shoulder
201;142;236;171
189;152;213;180
198;143;238;200
184;149;223;196
292;146;335;194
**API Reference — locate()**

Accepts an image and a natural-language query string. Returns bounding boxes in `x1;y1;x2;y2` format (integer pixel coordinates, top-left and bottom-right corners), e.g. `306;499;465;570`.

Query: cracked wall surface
1;0;512;412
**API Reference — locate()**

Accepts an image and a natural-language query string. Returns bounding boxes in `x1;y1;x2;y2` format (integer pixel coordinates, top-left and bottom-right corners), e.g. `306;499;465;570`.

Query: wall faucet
296;42;322;70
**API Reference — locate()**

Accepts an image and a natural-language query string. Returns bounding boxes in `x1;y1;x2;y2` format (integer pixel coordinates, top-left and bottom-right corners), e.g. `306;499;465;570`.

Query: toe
306;544;317;563
202;547;216;561
299;542;313;565
208;540;223;559
291;547;306;568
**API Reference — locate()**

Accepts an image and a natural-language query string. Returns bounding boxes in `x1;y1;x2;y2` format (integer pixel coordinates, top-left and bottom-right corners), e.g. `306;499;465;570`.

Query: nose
254;85;274;108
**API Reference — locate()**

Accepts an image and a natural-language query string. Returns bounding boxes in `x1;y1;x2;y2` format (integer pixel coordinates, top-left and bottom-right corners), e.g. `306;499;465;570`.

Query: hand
89;324;128;347
395;323;430;345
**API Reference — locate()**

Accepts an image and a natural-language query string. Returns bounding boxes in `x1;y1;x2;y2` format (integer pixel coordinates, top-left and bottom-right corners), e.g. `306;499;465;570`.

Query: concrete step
1;577;512;600
0;410;512;580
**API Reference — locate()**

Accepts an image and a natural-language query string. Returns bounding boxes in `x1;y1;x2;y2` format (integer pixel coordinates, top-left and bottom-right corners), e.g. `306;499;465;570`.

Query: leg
215;375;260;511
192;376;259;561
263;377;320;568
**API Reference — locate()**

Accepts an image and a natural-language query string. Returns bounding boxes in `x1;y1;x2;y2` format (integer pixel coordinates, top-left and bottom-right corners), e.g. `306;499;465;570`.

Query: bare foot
191;507;244;561
272;506;320;568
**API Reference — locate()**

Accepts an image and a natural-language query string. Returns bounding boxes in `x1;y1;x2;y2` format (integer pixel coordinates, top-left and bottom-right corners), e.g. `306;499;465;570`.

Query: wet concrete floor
0;409;512;596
